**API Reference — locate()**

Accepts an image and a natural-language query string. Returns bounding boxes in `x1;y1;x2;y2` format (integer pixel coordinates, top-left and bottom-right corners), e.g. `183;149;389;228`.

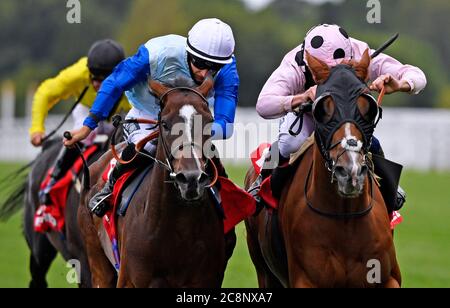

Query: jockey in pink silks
249;24;427;212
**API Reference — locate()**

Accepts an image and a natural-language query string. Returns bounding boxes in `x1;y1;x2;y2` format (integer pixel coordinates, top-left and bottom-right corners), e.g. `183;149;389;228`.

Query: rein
377;84;386;106
304;159;374;219
43;87;89;143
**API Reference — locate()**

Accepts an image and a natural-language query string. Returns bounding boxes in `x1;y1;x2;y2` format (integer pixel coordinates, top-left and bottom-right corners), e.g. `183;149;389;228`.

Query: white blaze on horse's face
342;123;363;183
179;105;196;142
333;123;368;197
179;104;202;170
173;104;209;202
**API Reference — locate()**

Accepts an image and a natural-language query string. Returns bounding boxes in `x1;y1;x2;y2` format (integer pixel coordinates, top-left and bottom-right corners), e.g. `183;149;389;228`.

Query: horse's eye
357;95;378;122
313;97;335;124
161;121;170;130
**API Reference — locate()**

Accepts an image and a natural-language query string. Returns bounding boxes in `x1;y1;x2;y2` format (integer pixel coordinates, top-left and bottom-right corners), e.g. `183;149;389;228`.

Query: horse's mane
164;76;197;89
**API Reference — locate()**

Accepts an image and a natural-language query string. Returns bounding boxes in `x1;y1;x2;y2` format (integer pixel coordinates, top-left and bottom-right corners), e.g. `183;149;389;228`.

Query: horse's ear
149;80;170;99
196;75;214;97
305;50;330;84
353;48;371;81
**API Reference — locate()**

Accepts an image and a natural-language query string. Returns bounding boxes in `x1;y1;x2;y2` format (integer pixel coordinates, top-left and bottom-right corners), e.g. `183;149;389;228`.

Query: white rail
1;108;450;171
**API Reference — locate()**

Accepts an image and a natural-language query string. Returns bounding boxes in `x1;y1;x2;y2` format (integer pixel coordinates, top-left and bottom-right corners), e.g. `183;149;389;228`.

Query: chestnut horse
245;50;401;288
79;77;235;287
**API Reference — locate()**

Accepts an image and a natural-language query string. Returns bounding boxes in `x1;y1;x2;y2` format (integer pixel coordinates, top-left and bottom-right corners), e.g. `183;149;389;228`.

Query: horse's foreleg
78;202;116;288
290;267;316;288
384;276;400;288
245;219;284;288
28;235;57;288
222;227;237;282
116;270;135;288
24;196;57;288
384;262;401;288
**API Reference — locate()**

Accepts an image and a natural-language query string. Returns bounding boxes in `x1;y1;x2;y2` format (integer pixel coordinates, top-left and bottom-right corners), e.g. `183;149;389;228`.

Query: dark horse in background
0;136;110;288
245;50;400;288
79;77;236;287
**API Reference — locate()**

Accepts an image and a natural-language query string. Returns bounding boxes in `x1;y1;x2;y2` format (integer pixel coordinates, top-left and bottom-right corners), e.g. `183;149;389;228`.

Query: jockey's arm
351;38;427;95
256;47;306;119
211;57;239;140
30;58;89;142
82;46;150;131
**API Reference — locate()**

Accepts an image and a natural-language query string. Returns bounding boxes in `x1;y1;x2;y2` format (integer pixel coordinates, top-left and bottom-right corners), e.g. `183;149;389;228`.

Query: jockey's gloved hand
64;126;92;148
30;132;45;147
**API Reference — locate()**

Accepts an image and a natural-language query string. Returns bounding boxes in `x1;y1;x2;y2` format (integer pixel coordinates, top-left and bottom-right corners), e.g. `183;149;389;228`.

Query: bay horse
79;76;235;287
245;50;401;288
0;137;109;288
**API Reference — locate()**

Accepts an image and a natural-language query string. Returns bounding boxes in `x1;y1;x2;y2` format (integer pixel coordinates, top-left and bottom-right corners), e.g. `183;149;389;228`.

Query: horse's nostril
175;171;206;187
199;172;209;184
175;173;188;184
334;166;347;178
360;165;369;176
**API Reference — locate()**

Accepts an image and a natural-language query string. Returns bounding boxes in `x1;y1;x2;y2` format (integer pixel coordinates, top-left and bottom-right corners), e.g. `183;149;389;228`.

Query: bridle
110;86;218;188
303;156;375;219
304;88;381;219
290;80;385;219
303;126;375;219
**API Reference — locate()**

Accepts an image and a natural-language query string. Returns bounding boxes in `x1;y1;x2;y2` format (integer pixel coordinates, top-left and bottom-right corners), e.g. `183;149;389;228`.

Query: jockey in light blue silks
64;18;240;216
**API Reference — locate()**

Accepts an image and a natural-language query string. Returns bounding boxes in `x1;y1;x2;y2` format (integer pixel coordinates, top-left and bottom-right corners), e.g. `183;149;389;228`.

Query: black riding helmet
87;39;125;78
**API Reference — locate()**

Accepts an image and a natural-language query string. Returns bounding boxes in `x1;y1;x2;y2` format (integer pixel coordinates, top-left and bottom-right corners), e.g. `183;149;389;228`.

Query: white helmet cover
186;18;235;64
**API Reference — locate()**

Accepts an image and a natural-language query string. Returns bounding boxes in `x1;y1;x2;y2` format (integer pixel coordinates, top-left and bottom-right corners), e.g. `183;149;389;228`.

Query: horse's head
306;49;380;197
149;76;215;202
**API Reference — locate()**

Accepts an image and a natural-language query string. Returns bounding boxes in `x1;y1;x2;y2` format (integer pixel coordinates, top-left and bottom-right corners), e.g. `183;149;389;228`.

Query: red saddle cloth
34;145;98;233
218;176;256;234
250;144;402;229
101;164;257;239
250;143;278;211
102;166;136;270
100;161;257;268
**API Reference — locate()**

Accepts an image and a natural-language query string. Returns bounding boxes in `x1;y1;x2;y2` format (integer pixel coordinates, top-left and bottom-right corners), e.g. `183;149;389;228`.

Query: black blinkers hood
313;64;378;153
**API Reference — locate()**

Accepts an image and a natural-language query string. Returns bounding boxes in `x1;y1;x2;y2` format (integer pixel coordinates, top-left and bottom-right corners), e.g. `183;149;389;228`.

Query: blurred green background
0;0;449;288
1;0;449;114
1;162;449;288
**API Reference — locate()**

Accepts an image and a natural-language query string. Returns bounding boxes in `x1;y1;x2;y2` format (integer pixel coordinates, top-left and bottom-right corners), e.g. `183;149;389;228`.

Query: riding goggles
189;54;225;72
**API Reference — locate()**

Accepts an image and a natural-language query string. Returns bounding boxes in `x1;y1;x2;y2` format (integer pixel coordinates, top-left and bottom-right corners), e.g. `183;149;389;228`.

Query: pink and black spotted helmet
303;24;354;67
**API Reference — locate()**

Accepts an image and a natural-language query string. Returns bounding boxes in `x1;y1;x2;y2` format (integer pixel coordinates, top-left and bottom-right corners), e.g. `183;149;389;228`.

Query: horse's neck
145;146;212;222
147;147;178;210
309;144;371;213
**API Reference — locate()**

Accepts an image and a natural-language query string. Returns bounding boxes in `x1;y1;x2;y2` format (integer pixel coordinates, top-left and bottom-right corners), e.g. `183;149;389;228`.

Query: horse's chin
178;190;206;205
337;185;364;198
182;197;202;204
338;190;362;199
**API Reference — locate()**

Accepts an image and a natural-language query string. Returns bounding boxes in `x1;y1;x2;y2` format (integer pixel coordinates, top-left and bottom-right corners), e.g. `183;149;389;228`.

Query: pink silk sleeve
256;46;306;119
351;38;427;94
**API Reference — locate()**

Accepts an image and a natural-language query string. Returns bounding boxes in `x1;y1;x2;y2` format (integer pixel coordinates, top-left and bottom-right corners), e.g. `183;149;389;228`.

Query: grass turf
0;162;449;288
